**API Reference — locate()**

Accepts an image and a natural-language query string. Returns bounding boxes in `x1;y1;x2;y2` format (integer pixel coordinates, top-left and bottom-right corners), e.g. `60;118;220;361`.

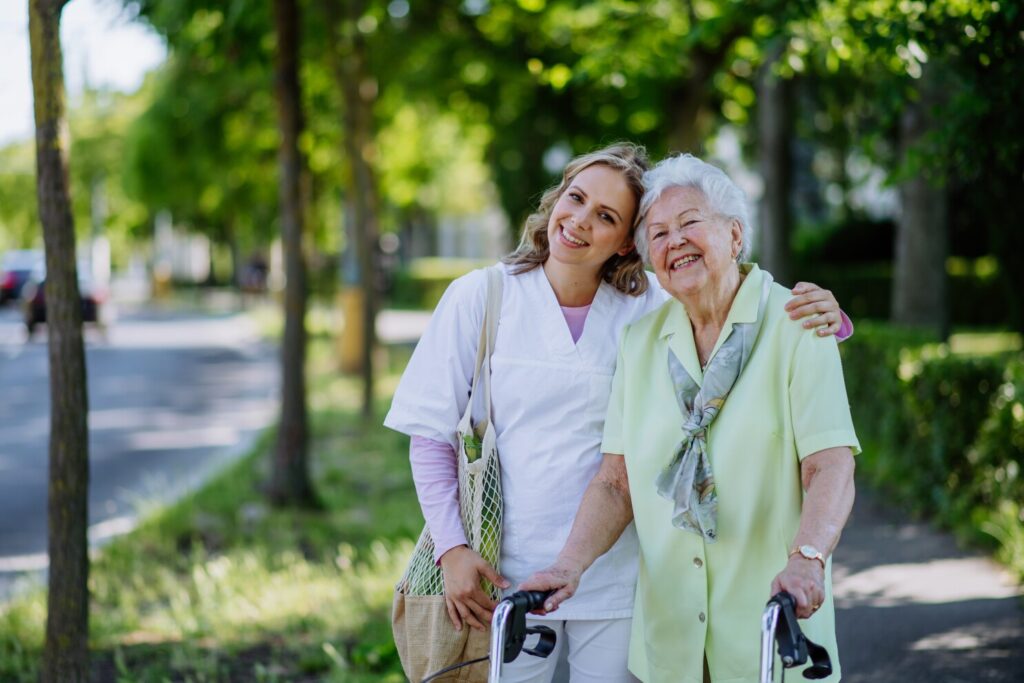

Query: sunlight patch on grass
88;541;409;648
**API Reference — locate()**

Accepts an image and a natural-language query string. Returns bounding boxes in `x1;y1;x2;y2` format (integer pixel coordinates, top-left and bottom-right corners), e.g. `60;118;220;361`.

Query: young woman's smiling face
546;164;637;273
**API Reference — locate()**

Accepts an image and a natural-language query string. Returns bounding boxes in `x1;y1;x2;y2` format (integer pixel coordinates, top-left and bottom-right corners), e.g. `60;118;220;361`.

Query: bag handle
468;265;503;429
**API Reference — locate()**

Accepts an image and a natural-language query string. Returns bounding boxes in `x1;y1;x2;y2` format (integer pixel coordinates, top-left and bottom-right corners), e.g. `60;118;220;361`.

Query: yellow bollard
337;286;365;374
152;264;171;300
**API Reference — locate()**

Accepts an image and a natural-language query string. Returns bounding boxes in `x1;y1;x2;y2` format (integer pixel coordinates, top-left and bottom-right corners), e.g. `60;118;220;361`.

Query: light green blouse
602;265;860;683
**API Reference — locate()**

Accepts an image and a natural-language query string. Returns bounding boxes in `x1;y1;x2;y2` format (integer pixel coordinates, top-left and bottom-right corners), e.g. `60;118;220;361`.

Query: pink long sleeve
837;310;854;342
410;435;468;564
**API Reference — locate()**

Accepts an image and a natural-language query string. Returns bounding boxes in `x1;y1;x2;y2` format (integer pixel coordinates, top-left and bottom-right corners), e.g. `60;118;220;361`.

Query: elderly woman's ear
731;221;743;261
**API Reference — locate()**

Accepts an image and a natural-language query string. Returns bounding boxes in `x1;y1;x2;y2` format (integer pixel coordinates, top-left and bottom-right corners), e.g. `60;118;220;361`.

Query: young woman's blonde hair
503;142;650;296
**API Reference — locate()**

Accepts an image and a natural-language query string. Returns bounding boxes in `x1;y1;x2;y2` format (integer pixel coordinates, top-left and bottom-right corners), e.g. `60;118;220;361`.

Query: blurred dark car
0;249;44;304
23;271;107;336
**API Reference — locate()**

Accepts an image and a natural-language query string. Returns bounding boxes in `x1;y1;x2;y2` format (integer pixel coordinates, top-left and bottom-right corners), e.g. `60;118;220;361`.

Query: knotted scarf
655;268;774;540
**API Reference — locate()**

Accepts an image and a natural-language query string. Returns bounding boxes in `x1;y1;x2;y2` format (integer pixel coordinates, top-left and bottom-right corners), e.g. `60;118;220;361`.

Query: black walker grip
501;590;557;663
767;591;833;680
519;590;554;612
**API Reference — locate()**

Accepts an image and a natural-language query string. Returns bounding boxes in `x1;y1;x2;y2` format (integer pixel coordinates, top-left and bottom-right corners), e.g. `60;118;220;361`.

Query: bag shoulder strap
469;265;503;419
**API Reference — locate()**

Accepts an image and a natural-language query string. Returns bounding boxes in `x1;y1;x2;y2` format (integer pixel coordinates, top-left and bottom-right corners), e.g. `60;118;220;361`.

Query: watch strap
789;545;826;570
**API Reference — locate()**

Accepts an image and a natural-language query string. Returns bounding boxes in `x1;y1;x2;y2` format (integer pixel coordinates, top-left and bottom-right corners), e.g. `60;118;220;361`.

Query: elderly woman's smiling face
645;186;743;300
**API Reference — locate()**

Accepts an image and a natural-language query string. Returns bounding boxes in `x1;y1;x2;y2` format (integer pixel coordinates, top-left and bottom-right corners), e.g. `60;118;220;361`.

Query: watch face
800;545;819;558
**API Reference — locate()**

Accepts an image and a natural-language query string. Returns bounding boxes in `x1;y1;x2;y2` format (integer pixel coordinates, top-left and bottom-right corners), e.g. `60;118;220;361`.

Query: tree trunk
30;1;90;680
323;0;380;419
756;41;793;283
268;0;315;506
665;21;747;155
666;71;713;155
892;69;948;338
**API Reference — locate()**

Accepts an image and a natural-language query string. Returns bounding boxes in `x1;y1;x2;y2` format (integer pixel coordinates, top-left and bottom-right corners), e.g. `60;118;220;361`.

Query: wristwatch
789;544;826;569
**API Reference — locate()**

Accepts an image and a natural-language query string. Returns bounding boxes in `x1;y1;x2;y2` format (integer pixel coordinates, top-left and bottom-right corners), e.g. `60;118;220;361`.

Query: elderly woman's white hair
635;154;752;266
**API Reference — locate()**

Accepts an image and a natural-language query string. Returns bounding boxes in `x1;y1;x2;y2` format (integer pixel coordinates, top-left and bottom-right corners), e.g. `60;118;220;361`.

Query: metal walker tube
759;601;782;683
488;600;516;682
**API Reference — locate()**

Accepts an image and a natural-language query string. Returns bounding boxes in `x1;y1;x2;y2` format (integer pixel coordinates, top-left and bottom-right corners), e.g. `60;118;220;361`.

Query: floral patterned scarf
655;269;774;540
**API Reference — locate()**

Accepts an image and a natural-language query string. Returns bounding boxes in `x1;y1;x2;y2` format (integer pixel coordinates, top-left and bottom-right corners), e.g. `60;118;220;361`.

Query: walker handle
518;590;553;612
759;591;833;682
488;590;556;681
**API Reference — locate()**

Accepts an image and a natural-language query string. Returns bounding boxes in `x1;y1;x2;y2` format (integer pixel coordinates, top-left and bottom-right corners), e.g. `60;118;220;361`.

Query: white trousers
499;617;639;683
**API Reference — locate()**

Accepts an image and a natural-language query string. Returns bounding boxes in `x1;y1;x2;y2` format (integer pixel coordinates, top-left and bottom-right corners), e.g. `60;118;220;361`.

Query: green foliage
796;256;1011;328
109;0;1022;306
966;362;1024;525
840;323;937;460
121;17;279;258
899;351;1007;514
0;141;39;251
375;101;494;216
0;86;151;263
785;0;1024;329
841;324;1024;579
70;87;154;262
388;257;494;309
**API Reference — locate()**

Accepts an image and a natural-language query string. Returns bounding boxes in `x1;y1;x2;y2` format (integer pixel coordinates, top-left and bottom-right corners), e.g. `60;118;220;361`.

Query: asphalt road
0;301;277;594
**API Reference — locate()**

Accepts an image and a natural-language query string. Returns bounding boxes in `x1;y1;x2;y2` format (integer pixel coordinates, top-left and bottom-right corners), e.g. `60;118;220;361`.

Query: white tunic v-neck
386;263;667;619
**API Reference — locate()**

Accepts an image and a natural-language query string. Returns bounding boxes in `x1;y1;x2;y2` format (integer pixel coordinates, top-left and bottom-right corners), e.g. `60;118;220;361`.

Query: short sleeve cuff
600;436;625;456
432;532;470;565
383;413;457;449
836;310;854;341
796;429;861;460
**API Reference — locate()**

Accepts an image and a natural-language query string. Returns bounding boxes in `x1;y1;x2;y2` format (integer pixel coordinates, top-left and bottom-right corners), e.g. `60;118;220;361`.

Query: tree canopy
3;0;1018;324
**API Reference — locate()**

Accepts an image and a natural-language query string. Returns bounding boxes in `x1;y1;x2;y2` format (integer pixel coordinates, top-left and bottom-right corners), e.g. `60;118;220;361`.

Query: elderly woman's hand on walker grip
518;558;585;616
520;453;634;617
771;554;826;620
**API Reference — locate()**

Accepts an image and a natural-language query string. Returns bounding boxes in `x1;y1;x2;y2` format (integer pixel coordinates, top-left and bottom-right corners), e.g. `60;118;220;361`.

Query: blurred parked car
23;270;108;336
0;249;44;304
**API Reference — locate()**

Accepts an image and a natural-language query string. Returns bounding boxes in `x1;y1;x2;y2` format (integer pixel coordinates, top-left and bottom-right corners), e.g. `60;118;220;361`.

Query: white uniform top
385;262;667;619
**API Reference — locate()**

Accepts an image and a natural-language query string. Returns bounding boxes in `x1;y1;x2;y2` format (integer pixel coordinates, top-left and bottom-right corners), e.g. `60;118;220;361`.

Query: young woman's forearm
409;435;468;562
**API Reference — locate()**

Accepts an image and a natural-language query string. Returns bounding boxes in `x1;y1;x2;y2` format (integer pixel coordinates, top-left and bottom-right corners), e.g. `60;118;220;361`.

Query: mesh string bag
392;266;504;682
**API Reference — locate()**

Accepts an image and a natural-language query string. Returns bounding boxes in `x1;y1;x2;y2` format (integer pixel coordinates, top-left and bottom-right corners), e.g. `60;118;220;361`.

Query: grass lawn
0;322;422;682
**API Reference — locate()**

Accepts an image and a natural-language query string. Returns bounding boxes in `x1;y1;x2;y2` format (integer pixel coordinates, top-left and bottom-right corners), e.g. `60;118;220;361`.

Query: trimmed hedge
840;324;1024;579
796;259;1008;328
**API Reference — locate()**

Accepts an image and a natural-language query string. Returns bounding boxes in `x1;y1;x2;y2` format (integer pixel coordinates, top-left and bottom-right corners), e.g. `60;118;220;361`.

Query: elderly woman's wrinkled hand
770;557;826;620
518;559;584;615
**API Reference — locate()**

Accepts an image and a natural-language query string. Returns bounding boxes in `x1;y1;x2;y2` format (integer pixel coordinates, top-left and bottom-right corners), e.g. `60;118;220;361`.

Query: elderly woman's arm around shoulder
771;446;856;619
519;453;633;613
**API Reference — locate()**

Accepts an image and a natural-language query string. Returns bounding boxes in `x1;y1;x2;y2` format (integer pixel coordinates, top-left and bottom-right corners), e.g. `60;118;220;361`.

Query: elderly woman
521;153;859;683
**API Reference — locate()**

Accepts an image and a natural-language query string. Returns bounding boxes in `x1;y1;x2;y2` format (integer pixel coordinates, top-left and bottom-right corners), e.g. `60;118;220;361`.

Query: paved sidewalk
833;488;1024;682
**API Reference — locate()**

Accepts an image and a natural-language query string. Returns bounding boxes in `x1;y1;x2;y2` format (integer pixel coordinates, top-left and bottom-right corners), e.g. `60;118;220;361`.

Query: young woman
384;143;850;682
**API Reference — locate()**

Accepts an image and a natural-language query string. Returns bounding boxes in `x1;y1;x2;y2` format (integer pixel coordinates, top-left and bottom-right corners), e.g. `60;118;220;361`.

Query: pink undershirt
411;306;853;564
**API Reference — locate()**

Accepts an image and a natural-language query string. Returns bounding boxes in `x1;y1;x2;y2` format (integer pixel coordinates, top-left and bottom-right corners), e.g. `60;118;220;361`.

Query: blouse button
693;557;703;568
699;612;706;623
